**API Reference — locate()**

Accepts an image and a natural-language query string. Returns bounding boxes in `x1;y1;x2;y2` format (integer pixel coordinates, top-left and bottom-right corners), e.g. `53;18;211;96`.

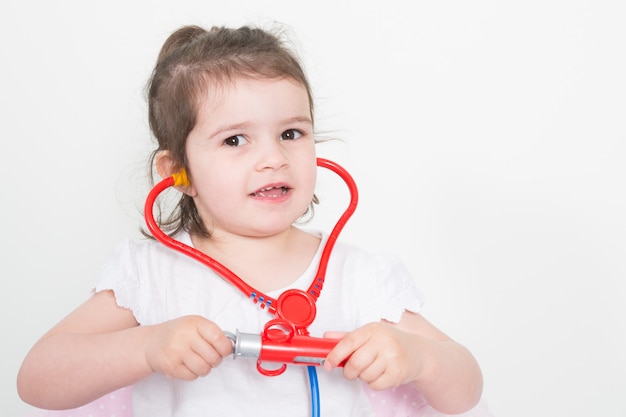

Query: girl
18;25;485;417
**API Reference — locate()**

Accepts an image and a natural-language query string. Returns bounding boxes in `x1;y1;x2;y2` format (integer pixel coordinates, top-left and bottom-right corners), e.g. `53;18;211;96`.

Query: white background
2;1;625;416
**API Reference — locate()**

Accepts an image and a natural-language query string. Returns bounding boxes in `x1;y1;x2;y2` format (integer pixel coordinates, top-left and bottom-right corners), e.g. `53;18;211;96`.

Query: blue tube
307;365;320;417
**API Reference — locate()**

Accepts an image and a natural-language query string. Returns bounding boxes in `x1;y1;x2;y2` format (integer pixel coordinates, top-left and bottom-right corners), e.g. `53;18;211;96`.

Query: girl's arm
17;290;150;409
17;290;232;410
323;311;483;415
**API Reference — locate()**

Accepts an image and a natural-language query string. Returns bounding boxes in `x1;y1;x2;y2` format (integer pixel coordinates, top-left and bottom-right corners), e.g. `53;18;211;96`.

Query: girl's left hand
323;322;423;390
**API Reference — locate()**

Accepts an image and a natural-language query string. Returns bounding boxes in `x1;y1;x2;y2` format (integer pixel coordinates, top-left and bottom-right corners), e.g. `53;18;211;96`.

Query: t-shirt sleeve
95;239;143;320
351;252;425;325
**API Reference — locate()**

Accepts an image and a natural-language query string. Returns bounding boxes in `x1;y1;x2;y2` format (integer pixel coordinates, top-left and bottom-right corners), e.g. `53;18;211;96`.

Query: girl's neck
190;226;321;292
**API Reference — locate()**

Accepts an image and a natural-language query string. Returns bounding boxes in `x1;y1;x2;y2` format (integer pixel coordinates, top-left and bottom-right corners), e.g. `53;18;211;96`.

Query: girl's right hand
144;315;233;380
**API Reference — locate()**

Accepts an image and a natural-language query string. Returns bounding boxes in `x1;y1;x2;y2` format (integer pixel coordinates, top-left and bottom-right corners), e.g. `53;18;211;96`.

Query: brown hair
145;25;316;238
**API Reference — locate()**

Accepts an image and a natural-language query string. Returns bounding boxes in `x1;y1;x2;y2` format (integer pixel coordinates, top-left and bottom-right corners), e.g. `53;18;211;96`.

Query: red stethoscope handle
226;318;347;377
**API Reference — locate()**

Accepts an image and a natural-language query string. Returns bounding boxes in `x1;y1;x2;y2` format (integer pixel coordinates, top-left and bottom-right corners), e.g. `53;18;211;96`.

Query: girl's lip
250;183;291;198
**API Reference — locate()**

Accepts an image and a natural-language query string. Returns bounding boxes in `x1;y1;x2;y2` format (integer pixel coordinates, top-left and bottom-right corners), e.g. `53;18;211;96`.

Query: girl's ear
155;151;197;197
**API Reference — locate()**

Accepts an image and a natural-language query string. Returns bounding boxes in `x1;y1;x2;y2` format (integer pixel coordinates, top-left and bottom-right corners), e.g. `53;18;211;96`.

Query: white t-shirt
96;230;424;417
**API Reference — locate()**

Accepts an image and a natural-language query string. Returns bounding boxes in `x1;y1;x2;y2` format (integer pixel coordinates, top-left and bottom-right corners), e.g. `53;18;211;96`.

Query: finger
173;367;197;381
324;330;368;371
180;351;213;379
367;370;402;391
190;337;223;370
354;354;386;384
323;331;347;340
341;344;378;380
195;320;233;357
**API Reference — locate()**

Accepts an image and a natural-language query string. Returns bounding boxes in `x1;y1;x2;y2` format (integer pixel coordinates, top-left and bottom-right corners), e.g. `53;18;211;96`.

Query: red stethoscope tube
144;157;358;337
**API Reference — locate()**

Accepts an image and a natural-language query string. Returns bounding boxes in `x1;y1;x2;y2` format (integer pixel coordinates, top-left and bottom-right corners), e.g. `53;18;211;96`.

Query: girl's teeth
256;187;286;197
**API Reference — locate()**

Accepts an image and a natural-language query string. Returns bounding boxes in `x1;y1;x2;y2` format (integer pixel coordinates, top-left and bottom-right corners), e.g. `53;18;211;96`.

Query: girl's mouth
251;186;289;198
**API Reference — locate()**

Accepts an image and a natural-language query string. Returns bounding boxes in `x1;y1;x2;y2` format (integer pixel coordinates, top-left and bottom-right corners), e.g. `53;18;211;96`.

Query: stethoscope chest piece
275;289;317;334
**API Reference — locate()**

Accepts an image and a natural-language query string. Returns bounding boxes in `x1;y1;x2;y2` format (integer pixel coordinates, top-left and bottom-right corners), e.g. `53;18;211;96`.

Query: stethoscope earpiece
172;168;190;187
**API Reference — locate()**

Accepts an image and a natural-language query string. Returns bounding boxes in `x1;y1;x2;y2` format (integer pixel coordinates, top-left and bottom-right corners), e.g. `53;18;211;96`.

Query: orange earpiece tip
172;168;190;187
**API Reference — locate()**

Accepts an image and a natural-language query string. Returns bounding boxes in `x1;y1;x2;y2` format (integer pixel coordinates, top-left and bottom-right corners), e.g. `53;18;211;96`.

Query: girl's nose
255;138;289;171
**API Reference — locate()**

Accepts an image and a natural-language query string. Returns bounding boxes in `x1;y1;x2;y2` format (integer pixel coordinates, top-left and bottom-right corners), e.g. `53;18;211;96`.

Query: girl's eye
280;129;303;141
223;135;248;147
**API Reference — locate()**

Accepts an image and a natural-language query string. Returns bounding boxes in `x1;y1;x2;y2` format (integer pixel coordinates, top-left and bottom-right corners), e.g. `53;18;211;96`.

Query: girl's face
184;77;317;239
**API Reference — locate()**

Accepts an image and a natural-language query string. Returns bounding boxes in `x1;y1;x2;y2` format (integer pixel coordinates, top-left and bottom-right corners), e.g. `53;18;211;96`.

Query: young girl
18;25;486;417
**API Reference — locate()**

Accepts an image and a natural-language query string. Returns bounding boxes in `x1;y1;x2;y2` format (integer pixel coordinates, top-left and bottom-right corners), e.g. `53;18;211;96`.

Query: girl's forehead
192;77;312;133
203;76;307;99
197;77;311;116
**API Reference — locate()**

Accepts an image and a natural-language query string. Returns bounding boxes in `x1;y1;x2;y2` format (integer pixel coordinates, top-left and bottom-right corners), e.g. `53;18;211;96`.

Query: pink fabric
22;383;493;417
22;386;133;417
362;383;494;417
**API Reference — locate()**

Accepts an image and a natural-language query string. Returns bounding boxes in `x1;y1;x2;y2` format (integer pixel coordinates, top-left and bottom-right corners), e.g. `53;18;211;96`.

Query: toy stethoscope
144;157;358;416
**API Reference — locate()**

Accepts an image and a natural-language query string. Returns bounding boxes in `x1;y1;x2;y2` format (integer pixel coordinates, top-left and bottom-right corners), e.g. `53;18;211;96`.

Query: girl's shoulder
324;234;408;275
314;232;425;324
106;231;194;263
